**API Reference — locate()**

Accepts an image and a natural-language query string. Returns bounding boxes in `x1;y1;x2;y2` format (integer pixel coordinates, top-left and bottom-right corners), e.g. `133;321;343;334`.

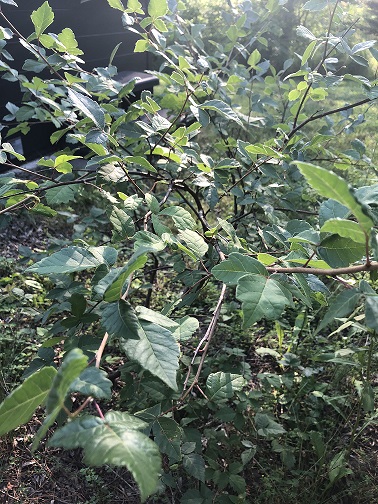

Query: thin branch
181;282;227;400
266;261;378;276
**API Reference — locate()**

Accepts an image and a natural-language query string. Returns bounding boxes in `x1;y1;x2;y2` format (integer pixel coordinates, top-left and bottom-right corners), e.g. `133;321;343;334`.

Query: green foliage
0;0;378;502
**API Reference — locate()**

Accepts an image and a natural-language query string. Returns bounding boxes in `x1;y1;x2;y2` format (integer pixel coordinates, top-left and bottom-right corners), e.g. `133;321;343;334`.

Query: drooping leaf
318;235;365;267
320;219;366;243
153;417;182;464
31;1;54;37
236;274;292;328
365;295;378;331
110;207;135;241
104;254;148;302
199;99;243;126
49;412;161;502
254;413;286;437
102;300;140;340
33;349;88;450
328;450;351;484
120;321;180;390
178;230;208;259
295;162;373;233
124;155;157;173
67;88;105;129
69;367;112;399
319;199;349;227
212;252;267;285
316;288;360;333
183;453;206;483
0;367;56;436
206;372;245;401
159;206;196;230
26;246;101;275
45;185;78;205
0;0;18;5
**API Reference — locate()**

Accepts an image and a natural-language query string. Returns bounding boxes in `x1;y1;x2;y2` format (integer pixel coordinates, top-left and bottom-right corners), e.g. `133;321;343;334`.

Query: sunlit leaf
0;367;56;436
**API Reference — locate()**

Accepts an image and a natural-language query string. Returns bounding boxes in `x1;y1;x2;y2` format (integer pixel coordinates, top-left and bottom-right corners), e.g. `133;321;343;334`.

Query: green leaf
26;246;101;275
301;39;317;65
177;230;208;259
319;199;349;227
320;219;366;244
110;207;135;241
0;367;56;436
31;1;54;37
33;349;88;450
316;288;360;333
160;206;196;230
134;39;149;53
120;321;180;390
365;295;378;331
236;275;292;328
248;48;261;68
212;252;267;285
49;412;161;502
102;300;140;340
148;0;168;17
153;417;182;464
206;372;245;401
183;453;206;483
107;0;124;10
328;450;351;484
45;185;77;205
67;89;105;129
303;0;329;11
88;246;118;267
255;413;286;437
104;254;148;302
124;155;157;173
295;162;373;233
69;367;112;399
199;100;243;127
318;235;365;267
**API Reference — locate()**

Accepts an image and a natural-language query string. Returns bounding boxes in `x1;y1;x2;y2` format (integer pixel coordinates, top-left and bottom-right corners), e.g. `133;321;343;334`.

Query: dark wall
0;0;151;158
0;0;150;116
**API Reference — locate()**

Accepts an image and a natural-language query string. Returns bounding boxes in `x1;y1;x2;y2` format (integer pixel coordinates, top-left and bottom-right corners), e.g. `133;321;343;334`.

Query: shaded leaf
120;321;180;390
316;288;360;333
49;412;161;502
255;413;286;437
33;349;88;450
69;367;112;399
178;230;208;259
102;300;140;340
318;235;365;267
67;88;105;129
183;453;206;483
206;372;245;401
160;206;196;230
153;417;182;464
236;274;292;328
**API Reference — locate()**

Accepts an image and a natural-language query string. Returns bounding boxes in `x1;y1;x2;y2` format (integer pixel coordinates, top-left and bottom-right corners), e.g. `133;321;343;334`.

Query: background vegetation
0;0;378;502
